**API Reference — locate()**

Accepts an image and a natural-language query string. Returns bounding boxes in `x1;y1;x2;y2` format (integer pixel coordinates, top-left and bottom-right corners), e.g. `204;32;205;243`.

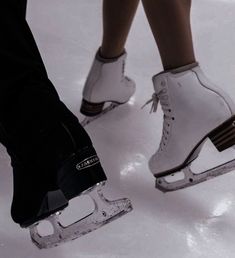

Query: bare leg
101;0;140;58
142;0;196;70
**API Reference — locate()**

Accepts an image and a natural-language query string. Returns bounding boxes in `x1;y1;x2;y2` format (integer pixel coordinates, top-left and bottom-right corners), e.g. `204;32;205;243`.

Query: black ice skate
4;105;132;249
29;146;132;249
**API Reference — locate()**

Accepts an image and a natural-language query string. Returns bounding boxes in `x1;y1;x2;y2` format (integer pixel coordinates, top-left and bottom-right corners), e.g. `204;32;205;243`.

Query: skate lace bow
141;87;170;113
141;93;159;113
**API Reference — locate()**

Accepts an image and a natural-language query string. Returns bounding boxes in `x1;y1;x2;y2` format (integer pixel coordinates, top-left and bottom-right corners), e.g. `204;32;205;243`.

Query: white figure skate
80;50;136;126
146;63;235;192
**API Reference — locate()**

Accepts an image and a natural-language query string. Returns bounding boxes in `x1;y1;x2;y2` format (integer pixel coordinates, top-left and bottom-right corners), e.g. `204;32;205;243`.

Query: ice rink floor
1;0;235;257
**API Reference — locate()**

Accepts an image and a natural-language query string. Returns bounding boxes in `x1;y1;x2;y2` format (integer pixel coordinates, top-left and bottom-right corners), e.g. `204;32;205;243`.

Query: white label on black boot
76;155;100;171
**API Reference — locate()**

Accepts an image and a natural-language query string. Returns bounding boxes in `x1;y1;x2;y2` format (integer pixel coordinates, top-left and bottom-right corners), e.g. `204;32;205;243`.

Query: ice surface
1;0;235;257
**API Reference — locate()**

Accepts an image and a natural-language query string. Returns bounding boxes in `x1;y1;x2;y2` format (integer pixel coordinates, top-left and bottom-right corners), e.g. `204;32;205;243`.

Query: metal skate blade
29;182;132;249
155;158;235;192
81;103;120;127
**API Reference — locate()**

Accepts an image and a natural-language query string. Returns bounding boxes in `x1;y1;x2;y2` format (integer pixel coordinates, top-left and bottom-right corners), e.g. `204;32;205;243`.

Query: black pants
1;0;92;155
1;0;92;223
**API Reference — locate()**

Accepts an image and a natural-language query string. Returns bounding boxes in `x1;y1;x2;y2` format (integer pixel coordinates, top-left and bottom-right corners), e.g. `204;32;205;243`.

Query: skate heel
80;99;105;117
208;115;235;152
57;146;107;200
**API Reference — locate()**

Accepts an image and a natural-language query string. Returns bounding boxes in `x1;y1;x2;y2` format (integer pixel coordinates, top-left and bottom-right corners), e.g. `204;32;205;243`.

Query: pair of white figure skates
30;50;235;249
81;50;235;193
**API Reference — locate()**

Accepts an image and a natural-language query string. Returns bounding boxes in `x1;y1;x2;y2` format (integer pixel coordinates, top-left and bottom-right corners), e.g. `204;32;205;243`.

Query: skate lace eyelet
172;117;175;120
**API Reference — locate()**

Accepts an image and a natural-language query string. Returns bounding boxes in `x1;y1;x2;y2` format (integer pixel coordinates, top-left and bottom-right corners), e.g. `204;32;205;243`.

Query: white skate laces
142;85;174;151
141;93;159;113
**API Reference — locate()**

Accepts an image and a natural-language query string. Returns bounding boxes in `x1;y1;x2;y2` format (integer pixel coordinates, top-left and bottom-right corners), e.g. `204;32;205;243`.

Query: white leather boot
147;63;235;191
80;50;135;122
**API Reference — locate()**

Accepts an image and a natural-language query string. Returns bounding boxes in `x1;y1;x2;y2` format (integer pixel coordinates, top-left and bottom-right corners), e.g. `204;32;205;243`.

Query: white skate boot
146;63;235;192
80;50;136;126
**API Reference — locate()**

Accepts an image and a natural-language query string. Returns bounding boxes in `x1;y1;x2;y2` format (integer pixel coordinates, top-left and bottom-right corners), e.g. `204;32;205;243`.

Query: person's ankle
163;61;198;73
98;47;125;62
